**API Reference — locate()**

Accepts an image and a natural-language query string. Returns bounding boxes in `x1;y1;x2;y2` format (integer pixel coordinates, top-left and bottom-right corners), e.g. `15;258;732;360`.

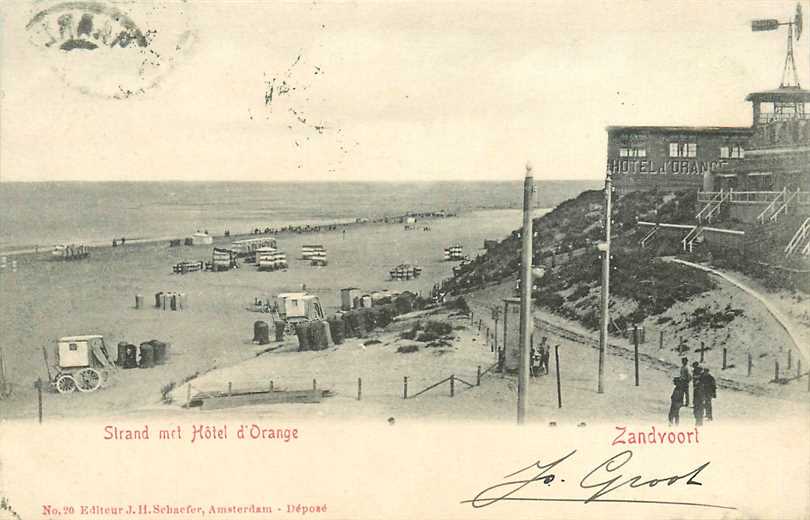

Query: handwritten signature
462;449;735;510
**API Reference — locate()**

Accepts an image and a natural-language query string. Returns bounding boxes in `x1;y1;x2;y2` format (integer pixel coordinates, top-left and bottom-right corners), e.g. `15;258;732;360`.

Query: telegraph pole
517;162;535;424
597;172;613;394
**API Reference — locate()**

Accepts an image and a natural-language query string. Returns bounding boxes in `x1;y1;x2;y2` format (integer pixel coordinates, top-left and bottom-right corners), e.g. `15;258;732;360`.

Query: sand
0;209;522;419
2;207;807;425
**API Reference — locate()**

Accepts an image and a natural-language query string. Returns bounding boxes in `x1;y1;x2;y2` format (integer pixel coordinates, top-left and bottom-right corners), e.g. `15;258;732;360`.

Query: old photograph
1;1;809;519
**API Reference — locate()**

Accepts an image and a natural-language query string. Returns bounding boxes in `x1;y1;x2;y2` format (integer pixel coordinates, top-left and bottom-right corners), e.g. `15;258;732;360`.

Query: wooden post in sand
270;380;274;392
312;378;317;391
35;378;43;423
476;366;481;386
228;382;232;396
403;376;408;399
774;360;780;382
747;352;752;376
659;330;664;350
554;345;562;408
787;349;792;370
797;359;801;378
186;384;191;406
633;325;639;387
722;348;727;370
450;375;455;397
357;378;362;401
0;347;7;397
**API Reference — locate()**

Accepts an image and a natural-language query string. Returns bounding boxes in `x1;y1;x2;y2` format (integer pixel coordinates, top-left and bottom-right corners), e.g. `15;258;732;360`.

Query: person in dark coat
540;344;550;375
679;357;691;406
701;368;716;421
669;377;684;426
692;366;704;426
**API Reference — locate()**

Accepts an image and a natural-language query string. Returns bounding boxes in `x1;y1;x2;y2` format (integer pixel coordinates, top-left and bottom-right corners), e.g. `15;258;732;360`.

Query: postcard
1;1;809;519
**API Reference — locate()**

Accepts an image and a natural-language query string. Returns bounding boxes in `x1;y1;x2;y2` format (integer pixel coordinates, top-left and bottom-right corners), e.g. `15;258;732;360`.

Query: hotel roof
746;87;810;102
606;126;753;135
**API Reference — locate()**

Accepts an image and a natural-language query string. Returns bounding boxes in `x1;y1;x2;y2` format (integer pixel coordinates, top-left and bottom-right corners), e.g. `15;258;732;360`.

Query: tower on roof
751;2;803;88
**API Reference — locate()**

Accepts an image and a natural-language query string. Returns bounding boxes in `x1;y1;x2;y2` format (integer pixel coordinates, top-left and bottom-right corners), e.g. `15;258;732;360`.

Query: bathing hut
52;244;90;261
310;249;328;266
257;248;288;271
212;247;237;271
389;264;421;280
232;237;277;259
340;287;361;311
301;244;326;260
191;232;213;246
443;244;464;261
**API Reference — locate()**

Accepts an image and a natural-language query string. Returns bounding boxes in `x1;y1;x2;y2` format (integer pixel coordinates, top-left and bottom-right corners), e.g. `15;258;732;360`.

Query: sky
1;0;809;183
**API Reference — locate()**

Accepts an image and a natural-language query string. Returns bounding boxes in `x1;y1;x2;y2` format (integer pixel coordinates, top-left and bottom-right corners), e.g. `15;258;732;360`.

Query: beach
0;208;525;419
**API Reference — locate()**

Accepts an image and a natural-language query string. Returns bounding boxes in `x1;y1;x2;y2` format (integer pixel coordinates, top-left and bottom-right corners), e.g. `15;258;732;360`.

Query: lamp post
517;162;535;424
597;172;613;394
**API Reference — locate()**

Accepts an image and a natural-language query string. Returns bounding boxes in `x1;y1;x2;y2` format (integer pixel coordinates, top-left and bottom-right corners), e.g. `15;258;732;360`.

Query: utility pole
597;172;613;394
517;162;535;424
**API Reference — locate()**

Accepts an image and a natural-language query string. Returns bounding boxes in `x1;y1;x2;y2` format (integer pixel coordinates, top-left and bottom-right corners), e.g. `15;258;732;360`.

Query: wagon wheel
284;321;297;336
55;374;77;394
75;368;101;393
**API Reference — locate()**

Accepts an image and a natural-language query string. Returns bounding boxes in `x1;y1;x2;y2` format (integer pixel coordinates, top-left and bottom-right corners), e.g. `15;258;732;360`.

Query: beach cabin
257;247;288;271
191;232;213;246
211;247;237;271
52;244;90;261
301;244;326;260
275;293;325;322
443;245;464;261
340;287;361;311
232;237;277;258
310;249;328;266
50;335;116;393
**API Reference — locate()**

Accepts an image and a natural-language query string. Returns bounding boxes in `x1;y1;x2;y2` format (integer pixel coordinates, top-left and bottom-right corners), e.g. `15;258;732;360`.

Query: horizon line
0;178;604;184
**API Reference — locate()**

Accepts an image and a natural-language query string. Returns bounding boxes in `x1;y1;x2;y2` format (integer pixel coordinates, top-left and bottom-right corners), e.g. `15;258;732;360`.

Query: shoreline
0;209;471;259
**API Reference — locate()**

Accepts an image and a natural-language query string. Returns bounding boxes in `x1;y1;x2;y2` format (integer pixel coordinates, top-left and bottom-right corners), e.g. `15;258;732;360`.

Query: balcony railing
757;112;810;124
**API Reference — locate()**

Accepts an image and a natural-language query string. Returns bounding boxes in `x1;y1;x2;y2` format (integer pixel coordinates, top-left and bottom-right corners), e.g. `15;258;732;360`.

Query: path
668;258;810;364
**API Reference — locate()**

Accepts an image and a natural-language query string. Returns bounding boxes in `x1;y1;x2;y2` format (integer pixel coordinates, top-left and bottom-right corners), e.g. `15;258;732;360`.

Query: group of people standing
669;357;717;426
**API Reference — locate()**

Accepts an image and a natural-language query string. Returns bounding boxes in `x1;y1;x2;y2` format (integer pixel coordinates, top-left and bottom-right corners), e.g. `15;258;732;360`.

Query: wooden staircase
785;217;810;258
696;191;728;224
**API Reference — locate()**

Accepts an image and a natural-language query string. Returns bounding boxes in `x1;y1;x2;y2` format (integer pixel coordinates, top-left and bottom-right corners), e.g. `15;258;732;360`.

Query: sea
0;181;599;253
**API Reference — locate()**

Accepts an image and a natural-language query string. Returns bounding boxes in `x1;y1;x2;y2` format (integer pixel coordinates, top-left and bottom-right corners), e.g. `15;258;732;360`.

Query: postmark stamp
25;0;197;99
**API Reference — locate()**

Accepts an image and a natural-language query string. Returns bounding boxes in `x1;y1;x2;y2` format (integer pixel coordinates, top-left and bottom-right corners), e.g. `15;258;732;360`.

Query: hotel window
619;147;646;157
720;145;745;159
669;142;697;158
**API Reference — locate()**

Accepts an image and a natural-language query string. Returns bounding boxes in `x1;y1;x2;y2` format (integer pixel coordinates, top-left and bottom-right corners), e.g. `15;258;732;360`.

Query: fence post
186;383;192;406
722;348;727;370
357;377;362;400
312;378;317;391
270;380;274;392
476;366;481;386
659;330;664;350
555;345;562;409
633;325;639;387
774;360;780;382
228;382;232;396
700;345;704;363
797;359;801;378
747;352;752;377
0;347;6;397
450;375;455;397
403;376;408;399
35;378;43;424
787;350;792;370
